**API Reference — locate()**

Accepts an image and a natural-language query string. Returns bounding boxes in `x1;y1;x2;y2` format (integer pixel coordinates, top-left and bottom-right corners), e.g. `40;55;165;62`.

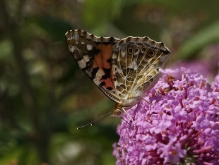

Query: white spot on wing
128;60;137;70
121;50;126;57
78;59;86;68
74;31;79;40
87;44;93;51
77;55;90;69
69;46;75;52
83;55;90;62
95;69;105;81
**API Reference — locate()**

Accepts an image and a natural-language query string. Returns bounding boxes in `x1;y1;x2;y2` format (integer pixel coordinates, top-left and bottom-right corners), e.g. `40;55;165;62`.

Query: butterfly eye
147;50;155;58
141;47;146;53
128;47;133;54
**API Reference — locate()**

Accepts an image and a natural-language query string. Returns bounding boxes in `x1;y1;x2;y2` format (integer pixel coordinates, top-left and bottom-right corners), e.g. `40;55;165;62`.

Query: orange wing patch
93;44;114;90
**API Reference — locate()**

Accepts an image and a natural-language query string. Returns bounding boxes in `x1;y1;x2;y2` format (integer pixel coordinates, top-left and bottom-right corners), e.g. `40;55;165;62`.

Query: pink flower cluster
113;68;219;165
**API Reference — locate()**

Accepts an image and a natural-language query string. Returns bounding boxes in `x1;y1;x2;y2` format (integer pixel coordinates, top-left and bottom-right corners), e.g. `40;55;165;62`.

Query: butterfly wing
65;30;171;108
111;36;170;106
65;29;121;103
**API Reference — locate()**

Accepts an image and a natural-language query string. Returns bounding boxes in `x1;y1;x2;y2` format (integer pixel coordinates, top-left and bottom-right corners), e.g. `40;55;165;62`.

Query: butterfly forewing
65;30;121;103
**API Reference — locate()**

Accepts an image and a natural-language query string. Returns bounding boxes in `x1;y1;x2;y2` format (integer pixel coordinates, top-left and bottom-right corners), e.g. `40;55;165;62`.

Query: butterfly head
111;103;123;117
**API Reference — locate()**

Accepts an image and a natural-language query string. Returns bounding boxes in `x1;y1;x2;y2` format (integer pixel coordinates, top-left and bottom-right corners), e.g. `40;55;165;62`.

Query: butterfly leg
121;108;134;124
112;106;134;125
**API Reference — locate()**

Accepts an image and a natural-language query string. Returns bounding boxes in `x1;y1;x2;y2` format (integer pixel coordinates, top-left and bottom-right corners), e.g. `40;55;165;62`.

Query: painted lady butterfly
65;29;170;121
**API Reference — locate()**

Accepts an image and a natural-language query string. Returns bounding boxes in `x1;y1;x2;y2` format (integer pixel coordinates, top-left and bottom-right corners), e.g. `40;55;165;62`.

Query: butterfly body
65;29;170;116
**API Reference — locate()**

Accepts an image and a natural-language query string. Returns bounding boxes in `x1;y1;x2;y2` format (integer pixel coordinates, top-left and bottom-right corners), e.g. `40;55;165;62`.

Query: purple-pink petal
113;67;219;164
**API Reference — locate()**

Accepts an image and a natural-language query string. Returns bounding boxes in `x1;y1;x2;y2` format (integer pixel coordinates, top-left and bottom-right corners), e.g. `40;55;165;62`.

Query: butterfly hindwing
111;36;170;106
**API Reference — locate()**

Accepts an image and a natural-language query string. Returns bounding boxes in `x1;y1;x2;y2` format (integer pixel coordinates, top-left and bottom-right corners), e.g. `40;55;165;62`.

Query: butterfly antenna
77;111;113;130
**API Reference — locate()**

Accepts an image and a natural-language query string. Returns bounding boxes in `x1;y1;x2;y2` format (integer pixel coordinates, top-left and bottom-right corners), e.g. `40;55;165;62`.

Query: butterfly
65;29;170;124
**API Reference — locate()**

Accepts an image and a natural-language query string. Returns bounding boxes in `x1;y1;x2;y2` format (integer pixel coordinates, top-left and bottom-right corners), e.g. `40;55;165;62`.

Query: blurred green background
1;0;219;164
